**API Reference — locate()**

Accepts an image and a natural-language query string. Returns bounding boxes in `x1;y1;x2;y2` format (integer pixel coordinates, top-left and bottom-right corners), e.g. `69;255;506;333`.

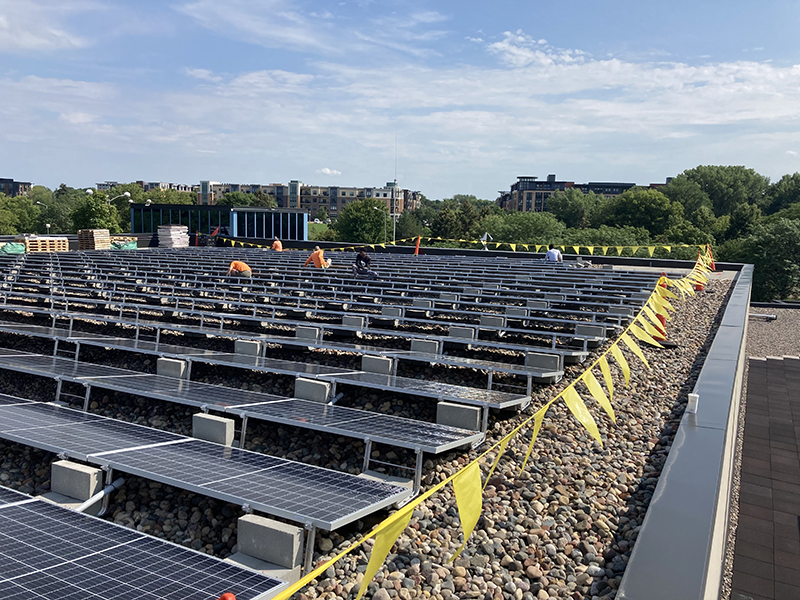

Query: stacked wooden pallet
157;225;190;248
110;236;137;244
78;229;111;250
14;236;69;253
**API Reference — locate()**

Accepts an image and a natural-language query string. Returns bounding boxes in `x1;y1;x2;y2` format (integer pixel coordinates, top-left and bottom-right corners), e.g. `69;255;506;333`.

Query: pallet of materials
77;229;111;250
14;236;69;253
157;225;190;248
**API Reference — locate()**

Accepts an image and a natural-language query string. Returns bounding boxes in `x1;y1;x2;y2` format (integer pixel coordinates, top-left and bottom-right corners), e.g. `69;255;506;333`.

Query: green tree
718;219;800;301
593;188;684;236
481;211;566;243
332;198;387;243
71;194;122;233
0;209;18;234
767;202;800;223
430;206;463;239
0;194;40;234
216;191;256;207
764;173;800;215
562;225;651;246
681;165;769;216
395;211;429;239
315;207;329;222
724;202;762;241
663;175;712;221
547;189;597;228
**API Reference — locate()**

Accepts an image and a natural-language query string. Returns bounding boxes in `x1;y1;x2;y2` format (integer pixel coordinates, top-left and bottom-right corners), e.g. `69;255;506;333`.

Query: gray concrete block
51;460;103;501
575;324;607;338
436;402;482;431
411;339;440;354
157;357;188;379
543;293;565;300
362;355;393;375
479;315;505;328
295;377;330;403
381;306;403;318
412;299;433;308
234;340;262;356
462;287;482;296
226;552;301;583
439;293;458;302
608;306;634;317
295;325;320;341
237;514;303;570
525;353;561;371
527;300;550;309
506;307;528;317
193;413;235;446
342;314;366;329
449;326;476;340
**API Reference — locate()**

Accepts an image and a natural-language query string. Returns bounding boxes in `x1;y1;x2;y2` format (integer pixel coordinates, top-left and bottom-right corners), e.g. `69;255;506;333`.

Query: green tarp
110;241;138;251
0;243;26;254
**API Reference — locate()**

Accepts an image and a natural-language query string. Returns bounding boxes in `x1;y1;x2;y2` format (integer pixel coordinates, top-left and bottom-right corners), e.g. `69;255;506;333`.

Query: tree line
324;166;800;301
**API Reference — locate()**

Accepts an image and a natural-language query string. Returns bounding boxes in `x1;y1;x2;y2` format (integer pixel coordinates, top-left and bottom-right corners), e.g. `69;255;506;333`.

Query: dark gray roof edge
616;264;752;600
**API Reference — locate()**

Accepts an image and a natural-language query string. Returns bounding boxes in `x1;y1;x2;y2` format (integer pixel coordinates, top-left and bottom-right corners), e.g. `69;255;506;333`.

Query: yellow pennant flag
647;246;655;257
620;333;650;369
509;244;517;252
615;246;623;255
493;243;501;249
630;246;639;255
521;244;529;251
483;435;511;490
601;247;608;255
649;294;674;318
662;246;671;252
519;404;548;474
559;245;566;251
599;355;614;402
572;246;580;254
610;344;631;386
582;370;615;423
379;244;386;248
356;509;413;600
633;318;664;346
656;285;678;300
563;387;602;443
586;246;594;255
451;461;482;561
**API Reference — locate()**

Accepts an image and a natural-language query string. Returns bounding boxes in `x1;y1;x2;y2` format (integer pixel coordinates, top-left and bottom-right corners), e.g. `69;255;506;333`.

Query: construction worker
352;250;378;279
226;260;252;277
304;246;331;269
544;244;563;263
271;237;283;251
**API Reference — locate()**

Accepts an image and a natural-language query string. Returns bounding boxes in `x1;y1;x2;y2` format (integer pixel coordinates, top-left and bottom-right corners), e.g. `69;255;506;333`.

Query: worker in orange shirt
226;260;252;277
271;237;283;251
304;246;331;269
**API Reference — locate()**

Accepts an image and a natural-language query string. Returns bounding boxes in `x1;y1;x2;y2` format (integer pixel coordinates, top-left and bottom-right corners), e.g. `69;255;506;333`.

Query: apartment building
96;181;196;193
0;178;32;197
497;174;640;212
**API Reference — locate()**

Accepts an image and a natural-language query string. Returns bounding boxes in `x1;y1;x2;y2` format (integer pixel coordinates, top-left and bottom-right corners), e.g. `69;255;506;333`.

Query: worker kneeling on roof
226;260;252;277
304;246;332;269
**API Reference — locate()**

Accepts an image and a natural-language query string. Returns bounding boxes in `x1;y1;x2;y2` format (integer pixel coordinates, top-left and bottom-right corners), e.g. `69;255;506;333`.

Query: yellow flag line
271;248;712;600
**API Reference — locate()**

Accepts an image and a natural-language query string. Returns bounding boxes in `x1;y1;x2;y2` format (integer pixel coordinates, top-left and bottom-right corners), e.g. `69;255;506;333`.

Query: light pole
85;189;131;205
373;206;387;243
35;202;50;235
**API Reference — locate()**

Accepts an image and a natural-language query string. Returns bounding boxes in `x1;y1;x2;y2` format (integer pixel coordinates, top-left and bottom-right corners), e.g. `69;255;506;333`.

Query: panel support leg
303;525;317;574
55;379;63;402
481;406;490;433
487;371;493;391
413;449;423;496
82;385;92;412
239;415;249;449
362;439;373;473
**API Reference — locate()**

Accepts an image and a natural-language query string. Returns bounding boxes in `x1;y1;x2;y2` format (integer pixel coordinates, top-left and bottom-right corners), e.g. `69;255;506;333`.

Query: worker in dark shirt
352;250;378;279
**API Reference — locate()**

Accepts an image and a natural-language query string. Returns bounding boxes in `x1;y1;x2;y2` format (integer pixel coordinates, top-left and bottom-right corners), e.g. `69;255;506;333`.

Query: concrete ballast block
234;340;262;356
412;299;433;309
237;514;303;569
527;300;549;309
439;293;458;302
411;339;440;354
575;324;607;338
506;307;528;317
157;357;188;379
381;306;403;318
295;325;320;341
51;460;103;501
526;353;562;371
362;355;393;375
193;413;235;446
342;314;366;329
295;377;331;403
437;402;482;431
449;326;476;340
479;315;505;328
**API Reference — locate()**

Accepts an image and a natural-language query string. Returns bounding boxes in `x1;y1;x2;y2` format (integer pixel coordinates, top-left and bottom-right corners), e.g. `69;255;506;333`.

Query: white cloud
59;112;97;124
185;68;223;83
317;167;342;176
787;150;798;156
0;0;90;52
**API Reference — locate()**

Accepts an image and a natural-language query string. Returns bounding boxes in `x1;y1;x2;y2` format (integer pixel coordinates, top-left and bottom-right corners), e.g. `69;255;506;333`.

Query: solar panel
94;439;410;529
0;486;29;507
0;354;140;380
0;499;285;599
0;403;185;461
318;371;529;408
227;398;483;453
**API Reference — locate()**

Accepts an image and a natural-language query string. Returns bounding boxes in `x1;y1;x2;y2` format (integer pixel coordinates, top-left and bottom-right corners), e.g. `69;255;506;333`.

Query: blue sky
2;0;800;200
